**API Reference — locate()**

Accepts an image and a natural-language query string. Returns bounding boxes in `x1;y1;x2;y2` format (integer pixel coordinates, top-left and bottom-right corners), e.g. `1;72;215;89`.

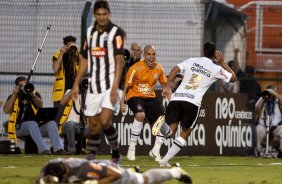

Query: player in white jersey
152;42;237;166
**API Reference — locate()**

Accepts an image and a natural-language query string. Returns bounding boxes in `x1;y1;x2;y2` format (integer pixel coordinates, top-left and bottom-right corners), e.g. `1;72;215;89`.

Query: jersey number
185;74;203;90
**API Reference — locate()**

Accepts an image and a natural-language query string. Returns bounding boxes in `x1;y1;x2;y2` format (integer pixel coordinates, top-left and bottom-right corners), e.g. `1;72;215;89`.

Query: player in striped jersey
71;0;126;164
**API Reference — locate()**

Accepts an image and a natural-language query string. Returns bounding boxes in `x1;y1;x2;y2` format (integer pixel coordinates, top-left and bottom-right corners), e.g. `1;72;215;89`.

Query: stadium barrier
100;91;256;156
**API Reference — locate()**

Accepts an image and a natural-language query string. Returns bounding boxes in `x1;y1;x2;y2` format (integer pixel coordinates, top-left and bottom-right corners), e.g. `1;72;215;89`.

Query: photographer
52;35;79;123
58;79;88;154
3;76;69;155
255;84;282;158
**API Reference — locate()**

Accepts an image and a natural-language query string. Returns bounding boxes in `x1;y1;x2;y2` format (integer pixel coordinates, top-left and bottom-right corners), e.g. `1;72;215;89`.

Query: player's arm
120;83;129;113
215;51;237;82
162;66;180;98
111;54;124;104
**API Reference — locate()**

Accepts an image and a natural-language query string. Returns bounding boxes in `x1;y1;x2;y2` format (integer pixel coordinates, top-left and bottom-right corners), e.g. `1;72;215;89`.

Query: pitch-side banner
100;91;256;156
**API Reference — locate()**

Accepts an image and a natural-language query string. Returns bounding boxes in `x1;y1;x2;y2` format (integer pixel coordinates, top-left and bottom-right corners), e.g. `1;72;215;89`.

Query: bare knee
135;112;145;122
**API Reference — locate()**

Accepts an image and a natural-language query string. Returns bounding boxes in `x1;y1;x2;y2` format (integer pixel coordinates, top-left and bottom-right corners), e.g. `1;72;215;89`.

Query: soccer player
36;157;192;184
120;45;167;162
71;0;126;163
152;42;237;166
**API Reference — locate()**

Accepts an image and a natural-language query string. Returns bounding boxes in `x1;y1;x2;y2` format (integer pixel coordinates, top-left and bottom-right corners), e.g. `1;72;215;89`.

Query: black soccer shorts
165;100;200;129
127;97;165;124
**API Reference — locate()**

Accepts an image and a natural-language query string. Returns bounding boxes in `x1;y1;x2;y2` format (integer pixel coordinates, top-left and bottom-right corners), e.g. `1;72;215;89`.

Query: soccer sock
143;169;174;183
104;125;120;158
151;134;164;153
129;119;143;147
104;125;119;150
86;134;100;159
160;122;173;138
162;136;186;164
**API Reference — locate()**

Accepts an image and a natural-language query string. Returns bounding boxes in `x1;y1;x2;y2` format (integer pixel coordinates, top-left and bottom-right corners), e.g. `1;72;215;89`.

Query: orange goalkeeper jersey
126;60;167;100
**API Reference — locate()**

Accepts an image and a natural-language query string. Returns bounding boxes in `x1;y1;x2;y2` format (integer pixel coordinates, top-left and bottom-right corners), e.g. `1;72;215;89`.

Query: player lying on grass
36;157;192;184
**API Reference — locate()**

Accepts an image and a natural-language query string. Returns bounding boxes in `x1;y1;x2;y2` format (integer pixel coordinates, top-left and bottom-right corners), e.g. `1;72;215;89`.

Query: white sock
162;136;186;163
129;119;143;146
161;122;173;138
151;134;164;153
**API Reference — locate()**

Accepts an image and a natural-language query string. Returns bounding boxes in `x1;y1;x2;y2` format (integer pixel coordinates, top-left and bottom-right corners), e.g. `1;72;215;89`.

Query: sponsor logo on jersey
191;63;211;77
220;69;228;79
174;92;195;99
153;73;158;80
115;35;123;49
91;47;106;57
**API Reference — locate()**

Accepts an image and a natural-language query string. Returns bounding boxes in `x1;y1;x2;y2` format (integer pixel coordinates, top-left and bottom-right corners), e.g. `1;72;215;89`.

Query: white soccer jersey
171;57;232;106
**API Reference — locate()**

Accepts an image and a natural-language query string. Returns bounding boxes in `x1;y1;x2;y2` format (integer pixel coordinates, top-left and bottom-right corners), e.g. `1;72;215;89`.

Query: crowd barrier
99;91;256;156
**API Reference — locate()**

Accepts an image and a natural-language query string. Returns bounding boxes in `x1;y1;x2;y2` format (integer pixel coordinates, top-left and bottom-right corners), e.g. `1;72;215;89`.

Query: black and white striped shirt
81;21;126;94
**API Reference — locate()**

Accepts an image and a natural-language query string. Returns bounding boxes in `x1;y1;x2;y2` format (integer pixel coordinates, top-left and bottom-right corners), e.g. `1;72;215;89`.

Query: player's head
203;41;216;59
43;162;68;182
143;45;157;69
93;0;111;28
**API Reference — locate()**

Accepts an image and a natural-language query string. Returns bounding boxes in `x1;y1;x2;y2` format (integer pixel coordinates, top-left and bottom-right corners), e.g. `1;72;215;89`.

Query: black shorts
165;100;200;129
127;97;164;123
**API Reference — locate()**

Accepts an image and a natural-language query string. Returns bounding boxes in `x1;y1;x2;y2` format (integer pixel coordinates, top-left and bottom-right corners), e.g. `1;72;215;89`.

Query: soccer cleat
149;150;162;162
172;163;192;184
159;162;171;167
127;148;136;161
152;115;165;136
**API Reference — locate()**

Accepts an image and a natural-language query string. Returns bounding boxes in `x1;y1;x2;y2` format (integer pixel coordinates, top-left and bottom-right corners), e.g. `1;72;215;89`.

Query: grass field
0;154;282;184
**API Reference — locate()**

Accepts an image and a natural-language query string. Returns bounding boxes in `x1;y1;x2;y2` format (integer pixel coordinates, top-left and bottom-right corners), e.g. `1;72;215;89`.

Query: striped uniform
81;21;126;94
81;21;126;116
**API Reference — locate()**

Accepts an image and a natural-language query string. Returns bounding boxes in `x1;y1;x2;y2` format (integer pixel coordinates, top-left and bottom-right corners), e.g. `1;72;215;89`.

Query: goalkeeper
36;157;192;184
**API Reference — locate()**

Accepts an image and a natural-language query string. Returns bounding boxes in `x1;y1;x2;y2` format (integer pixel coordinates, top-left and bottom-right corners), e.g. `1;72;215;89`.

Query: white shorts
84;88;122;117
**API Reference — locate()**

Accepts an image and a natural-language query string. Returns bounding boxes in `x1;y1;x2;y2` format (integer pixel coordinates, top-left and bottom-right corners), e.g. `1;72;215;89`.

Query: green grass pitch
0;154;282;183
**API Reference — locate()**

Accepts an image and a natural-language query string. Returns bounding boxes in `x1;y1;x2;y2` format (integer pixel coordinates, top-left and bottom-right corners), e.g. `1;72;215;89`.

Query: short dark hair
93;0;110;14
63;35;76;45
203;41;216;59
15;76;26;85
43;162;67;182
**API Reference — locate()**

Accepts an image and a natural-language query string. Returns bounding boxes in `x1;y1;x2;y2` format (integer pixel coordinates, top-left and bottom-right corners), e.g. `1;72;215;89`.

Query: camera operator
58;79;89;154
52;35;79;123
255;84;282;158
3;76;69;155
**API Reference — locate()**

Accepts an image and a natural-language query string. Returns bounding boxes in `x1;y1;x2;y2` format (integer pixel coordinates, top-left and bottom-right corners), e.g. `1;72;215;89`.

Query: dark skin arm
110;54;124;105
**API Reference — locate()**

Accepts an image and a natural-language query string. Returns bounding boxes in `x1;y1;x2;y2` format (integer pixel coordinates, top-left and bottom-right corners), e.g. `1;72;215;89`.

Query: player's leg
145;97;166;162
100;89;123;164
160;102;200;166
152;101;180;137
84;93;103;160
143;164;192;184
126;97;146;161
86;115;101;160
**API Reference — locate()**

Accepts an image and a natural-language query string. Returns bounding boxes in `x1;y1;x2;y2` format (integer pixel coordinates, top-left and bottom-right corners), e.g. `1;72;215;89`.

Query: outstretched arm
162;66;180;98
215;51;237;82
